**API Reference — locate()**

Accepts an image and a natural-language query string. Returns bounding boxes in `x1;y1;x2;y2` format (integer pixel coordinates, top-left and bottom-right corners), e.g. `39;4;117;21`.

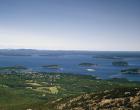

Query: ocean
0;51;140;81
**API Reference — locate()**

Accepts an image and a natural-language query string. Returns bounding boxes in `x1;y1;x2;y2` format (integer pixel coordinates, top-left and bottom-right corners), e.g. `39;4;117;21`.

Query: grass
49;86;59;94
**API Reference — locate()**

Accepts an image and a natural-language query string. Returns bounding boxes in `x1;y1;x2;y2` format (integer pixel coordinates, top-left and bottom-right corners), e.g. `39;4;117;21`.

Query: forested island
121;68;140;74
112;61;128;66
42;65;60;69
79;63;97;67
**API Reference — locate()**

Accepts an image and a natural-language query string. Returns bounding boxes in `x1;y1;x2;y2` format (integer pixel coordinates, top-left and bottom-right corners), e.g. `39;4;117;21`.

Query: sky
0;0;140;51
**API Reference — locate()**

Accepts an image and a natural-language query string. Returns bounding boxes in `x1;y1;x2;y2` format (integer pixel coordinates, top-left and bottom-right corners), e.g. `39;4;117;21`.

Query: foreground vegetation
54;87;140;110
0;71;140;110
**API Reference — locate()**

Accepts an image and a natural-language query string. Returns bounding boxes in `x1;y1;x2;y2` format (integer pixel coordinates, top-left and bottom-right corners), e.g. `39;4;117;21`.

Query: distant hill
0;49;37;56
0;49;95;56
0;49;140;58
0;49;58;56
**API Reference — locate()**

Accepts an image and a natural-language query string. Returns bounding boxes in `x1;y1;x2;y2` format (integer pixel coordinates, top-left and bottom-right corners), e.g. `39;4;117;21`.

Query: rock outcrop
54;88;140;110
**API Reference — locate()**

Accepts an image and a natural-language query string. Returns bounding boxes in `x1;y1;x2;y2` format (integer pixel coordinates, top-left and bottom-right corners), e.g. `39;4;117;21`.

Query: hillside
0;72;140;110
51;87;140;110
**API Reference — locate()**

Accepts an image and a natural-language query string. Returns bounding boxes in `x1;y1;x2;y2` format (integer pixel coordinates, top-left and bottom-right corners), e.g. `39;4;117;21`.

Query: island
112;61;128;66
79;63;97;67
0;65;27;70
42;64;60;69
121;68;140;74
96;56;122;60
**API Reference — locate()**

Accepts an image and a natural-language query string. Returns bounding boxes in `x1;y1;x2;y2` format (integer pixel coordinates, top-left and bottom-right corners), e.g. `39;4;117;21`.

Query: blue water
0;51;140;81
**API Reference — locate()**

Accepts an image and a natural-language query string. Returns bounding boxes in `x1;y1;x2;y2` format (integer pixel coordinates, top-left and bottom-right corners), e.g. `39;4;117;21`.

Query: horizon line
0;48;140;52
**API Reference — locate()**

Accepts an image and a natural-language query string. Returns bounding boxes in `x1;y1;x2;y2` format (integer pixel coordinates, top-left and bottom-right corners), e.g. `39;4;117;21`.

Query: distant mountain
0;49;54;56
0;49;140;58
0;49;94;56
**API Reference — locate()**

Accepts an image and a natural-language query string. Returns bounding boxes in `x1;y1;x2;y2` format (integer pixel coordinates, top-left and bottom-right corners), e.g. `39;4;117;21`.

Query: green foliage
0;72;140;110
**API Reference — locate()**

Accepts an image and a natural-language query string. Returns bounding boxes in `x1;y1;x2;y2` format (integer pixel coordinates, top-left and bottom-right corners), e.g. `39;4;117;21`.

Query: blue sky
0;0;140;51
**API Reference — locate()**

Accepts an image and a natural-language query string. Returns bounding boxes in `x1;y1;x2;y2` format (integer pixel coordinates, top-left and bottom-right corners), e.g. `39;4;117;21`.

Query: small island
121;68;140;74
0;65;27;70
42;64;60;69
79;63;97;67
96;56;122;60
112;61;128;66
